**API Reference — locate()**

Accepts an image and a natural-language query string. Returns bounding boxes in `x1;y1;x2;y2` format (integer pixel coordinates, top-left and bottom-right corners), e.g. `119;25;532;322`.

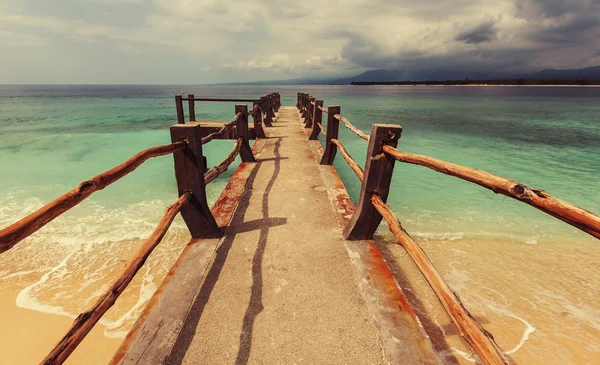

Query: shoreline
351;83;600;87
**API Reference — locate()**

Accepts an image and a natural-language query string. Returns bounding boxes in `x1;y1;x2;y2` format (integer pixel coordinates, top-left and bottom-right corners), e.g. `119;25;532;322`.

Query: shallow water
0;85;599;364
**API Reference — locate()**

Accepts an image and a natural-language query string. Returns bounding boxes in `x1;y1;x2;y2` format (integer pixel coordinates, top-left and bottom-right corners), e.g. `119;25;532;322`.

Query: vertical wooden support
275;93;281;110
303;95;309;119
175;95;184;124
320;105;341;165
305;97;316;128
235;105;256;162
170;124;221;238
188;94;195;122
268;95;275;121
296;93;301;109
309;100;323;140
253;101;266;138
302;93;307;111
343;124;403;240
262;98;273;127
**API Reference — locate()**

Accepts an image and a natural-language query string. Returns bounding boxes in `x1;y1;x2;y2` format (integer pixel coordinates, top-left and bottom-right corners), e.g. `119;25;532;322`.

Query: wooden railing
0;96;271;364
296;91;600;365
175;92;281;139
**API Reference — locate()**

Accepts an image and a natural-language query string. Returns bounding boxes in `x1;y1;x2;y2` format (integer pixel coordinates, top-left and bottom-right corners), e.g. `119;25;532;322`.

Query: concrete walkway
166;107;387;364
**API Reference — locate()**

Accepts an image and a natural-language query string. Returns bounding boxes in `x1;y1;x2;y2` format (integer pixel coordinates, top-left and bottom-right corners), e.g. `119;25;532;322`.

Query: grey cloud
516;0;600;44
14;0;153;28
454;21;498;44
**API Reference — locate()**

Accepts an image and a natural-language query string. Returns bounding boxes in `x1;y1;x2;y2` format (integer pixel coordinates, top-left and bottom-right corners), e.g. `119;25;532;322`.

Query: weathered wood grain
175;95;184;124
382;145;600;240
343;124;401;240
319;105;341;165
309;100;324;140
171;124;222;238
204;138;242;184
234;105;256;163
187;94;195;121
330;138;364;181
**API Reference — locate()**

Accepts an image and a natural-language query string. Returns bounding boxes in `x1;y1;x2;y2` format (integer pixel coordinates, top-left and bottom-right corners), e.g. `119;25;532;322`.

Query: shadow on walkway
166;137;285;365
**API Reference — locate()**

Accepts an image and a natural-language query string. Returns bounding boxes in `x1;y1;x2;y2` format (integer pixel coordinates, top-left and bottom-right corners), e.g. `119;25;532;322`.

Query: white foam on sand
103;269;158;339
16;250;79;319
487;304;536;355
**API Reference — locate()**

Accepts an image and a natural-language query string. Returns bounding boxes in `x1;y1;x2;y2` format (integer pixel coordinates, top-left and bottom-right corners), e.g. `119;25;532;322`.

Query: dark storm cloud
323;0;600;76
454;21;498;44
516;0;600;44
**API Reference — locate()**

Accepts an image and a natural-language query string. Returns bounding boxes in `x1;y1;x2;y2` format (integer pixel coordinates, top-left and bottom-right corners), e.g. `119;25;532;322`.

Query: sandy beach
0;287;122;364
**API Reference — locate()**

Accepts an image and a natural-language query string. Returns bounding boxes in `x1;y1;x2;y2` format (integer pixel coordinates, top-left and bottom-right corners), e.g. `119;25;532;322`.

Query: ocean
0;85;599;364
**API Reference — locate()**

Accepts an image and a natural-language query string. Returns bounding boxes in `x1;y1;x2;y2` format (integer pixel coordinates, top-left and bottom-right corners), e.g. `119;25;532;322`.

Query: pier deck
172;106;386;364
113;106;438;364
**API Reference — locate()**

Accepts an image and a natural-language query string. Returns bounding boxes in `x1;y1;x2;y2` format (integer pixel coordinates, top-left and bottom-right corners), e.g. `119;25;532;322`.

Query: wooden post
320;105;341;165
175;95;184;124
188;94;195;122
268;95;275;121
253;101;266;139
343;124;402;240
275;93;281;110
297;93;301;109
305;97;315;128
302;95;309;120
235;105;256;162
262;98;273;127
170;124;221;238
309;100;323;140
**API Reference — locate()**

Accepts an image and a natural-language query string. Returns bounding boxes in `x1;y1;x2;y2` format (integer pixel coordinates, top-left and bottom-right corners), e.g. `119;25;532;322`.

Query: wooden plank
343;124;402;240
42;193;191;365
234;105;256;162
319;105;341;165
305;138;441;365
110;161;258;365
170;124;221;238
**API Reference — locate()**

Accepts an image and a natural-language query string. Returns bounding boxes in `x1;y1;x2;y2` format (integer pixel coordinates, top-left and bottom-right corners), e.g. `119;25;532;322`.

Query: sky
0;0;599;84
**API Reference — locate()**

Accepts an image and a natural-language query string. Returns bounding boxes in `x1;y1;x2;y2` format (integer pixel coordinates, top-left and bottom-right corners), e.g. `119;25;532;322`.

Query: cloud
455;20;498;44
0;0;599;83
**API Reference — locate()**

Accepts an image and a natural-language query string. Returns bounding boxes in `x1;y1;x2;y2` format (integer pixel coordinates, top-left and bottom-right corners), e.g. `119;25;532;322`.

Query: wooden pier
1;91;599;365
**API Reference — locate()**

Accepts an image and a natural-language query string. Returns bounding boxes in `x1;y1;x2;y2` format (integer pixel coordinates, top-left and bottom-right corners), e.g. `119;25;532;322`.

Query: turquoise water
1;84;598;250
1;85;599;363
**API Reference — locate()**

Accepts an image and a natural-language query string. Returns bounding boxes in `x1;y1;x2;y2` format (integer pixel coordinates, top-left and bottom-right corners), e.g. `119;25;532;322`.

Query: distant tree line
350;79;600;86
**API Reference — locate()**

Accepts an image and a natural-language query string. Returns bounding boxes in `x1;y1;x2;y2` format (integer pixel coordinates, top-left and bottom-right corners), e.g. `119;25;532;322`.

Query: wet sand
0;290;122;364
378;231;600;364
1;217;599;364
0;227;190;365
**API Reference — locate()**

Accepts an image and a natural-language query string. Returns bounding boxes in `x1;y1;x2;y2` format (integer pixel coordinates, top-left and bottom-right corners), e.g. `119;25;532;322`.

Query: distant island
351;79;600;86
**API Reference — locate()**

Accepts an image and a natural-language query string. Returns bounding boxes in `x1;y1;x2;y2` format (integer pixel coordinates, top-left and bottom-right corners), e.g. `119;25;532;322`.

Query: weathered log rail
0;92;272;364
297;91;600;365
176;92;280;139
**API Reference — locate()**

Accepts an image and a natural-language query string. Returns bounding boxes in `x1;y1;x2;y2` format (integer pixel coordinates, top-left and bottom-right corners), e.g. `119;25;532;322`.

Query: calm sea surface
0;85;599;364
